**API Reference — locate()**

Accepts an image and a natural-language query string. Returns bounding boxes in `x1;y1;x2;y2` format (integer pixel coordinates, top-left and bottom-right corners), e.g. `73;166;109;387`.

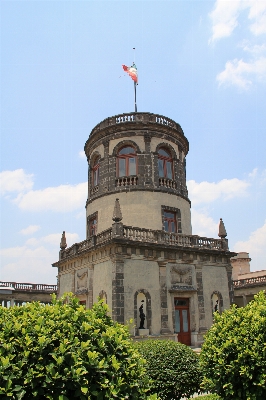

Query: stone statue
139;304;146;329
214;300;219;312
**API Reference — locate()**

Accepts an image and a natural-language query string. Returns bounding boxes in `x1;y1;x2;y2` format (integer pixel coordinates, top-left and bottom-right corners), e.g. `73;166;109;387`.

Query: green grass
196;395;221;399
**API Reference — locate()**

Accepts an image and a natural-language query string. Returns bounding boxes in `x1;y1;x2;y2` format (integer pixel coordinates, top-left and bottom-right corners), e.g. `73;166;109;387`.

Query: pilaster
112;259;125;324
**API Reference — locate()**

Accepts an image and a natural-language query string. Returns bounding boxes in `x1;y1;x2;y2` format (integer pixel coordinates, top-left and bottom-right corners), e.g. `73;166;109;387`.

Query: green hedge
0;294;157;400
200;291;266;400
135;339;202;400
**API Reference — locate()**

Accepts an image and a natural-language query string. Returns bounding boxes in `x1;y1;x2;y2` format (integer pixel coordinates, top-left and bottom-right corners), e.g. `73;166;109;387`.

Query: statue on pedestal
139;303;146;329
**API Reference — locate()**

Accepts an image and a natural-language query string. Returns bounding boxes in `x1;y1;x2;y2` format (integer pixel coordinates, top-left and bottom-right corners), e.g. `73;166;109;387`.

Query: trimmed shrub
135;339;202;400
200;291;266;400
0;294;157;400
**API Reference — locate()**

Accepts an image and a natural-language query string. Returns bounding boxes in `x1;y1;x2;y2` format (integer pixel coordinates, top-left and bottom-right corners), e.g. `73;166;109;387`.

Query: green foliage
0;294;157;400
135;339;202;400
200;291;266;400
197;395;221;400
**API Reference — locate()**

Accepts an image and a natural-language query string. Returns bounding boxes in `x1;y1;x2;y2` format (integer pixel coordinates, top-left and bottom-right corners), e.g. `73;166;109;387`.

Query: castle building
53;112;236;346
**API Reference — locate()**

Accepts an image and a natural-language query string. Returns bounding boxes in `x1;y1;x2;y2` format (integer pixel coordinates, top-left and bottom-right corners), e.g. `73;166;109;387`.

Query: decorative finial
218;218;227;238
60;231;67;249
112;198;122;222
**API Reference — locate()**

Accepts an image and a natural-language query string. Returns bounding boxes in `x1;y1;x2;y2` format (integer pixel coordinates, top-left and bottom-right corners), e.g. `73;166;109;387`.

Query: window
158;148;173;179
92;156;100;186
117;146;137;177
163;210;176;233
88;215;97;236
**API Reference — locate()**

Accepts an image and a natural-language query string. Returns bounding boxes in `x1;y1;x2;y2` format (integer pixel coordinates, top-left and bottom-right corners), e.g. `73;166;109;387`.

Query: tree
0;294;156;400
200;291;266;400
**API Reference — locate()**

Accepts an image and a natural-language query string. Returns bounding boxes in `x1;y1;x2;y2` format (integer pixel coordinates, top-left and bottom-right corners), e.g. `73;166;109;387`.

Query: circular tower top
85;112;191;237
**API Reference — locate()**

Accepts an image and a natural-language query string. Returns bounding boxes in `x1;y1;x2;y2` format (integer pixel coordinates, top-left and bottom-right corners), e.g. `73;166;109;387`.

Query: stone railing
233;275;266;288
90;185;99;195
59;224;228;260
0;281;57;292
116;176;138;187
159;178;176;189
89;112;183;138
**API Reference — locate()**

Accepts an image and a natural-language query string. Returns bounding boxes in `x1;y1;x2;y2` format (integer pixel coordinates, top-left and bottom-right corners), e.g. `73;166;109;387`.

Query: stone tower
54;112;236;346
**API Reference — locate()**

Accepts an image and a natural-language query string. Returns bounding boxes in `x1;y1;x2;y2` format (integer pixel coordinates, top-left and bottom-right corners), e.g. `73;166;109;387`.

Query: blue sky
1;0;266;284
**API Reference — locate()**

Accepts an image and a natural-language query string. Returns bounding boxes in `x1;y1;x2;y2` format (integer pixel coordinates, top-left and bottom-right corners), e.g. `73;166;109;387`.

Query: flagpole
134;81;137;112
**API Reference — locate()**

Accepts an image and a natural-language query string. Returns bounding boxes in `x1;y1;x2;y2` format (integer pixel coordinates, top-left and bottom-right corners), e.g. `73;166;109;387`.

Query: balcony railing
89;112;184;138
116;176;138;187
0;281;57;292
233;275;266;288
159;178;176;189
59;223;229;260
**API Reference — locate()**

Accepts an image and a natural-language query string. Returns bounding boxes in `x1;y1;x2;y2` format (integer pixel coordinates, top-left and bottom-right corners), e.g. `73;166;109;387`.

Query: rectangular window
89;217;97;236
158;159;164;177
129;157;136;175
163;211;176;233
166;161;173;179
119;158;126;176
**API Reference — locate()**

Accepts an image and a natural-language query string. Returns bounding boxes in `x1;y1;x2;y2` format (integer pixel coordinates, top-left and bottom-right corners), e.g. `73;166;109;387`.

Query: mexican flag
122;63;138;83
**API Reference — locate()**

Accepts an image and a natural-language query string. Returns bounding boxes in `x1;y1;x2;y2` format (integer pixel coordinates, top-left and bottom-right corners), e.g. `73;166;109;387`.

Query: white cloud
0;232;79;284
187;177;249;205
20;225;40;236
248;1;266;36
14;182;87;212
209;1;266;43
191;209;218;238
209;0;242;43
233;220;266;270
79;150;86;159
0;169;34;195
217;57;266;89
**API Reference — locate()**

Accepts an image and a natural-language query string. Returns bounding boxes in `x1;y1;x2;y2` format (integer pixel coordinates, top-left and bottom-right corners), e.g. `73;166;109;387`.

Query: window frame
158;148;173;180
161;206;182;234
87;212;98;238
163;210;177;233
92;156;100;187
117;145;137;177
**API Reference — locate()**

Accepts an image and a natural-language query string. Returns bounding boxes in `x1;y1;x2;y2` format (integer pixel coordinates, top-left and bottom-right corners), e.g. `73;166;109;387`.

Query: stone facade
53;112;236;346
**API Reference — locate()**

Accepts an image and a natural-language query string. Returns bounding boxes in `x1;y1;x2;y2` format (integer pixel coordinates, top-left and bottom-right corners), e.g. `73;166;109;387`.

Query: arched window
92;156;100;186
158;148;173;179
117;146;137;177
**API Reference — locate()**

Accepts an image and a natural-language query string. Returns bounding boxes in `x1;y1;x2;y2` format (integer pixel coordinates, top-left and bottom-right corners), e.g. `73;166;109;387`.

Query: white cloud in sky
187;177;249;205
209;0;241;43
14;182;87;212
209;1;266;43
79;150;86;159
0;169;34;195
217;57;266;89
20;225;40;235
233;220;266;270
0;232;79;284
191;209;218;238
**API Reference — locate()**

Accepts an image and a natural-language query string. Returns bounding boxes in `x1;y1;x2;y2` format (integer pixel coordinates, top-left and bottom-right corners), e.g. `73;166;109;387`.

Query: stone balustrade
116;176;138;187
0;281;57;292
159;178;176;189
89;112;183;139
233;275;266;288
59;223;229;260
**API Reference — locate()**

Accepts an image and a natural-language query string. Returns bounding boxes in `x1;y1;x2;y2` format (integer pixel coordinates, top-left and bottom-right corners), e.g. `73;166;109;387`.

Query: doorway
174;298;191;345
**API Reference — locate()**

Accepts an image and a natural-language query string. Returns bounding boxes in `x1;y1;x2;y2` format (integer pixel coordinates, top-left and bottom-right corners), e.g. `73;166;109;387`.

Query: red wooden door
174;298;191;345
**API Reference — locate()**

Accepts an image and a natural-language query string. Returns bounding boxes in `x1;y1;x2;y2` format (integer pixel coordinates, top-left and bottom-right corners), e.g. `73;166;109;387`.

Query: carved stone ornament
75;268;88;295
218;218;227;238
112;198;123;222
171;265;192;286
60;231;67;250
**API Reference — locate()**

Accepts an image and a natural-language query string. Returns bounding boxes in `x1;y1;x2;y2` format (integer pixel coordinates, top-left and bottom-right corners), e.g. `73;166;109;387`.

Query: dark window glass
92;157;100;186
158;148;173;179
89;217;97;236
163;211;176;233
117;146;137;176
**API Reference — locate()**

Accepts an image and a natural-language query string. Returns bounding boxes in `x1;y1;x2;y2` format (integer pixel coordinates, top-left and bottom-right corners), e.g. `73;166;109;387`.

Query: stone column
226;264;234;304
242;294;247;307
112;259;125;324
88;264;94;309
158;263;171;334
196;265;207;332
